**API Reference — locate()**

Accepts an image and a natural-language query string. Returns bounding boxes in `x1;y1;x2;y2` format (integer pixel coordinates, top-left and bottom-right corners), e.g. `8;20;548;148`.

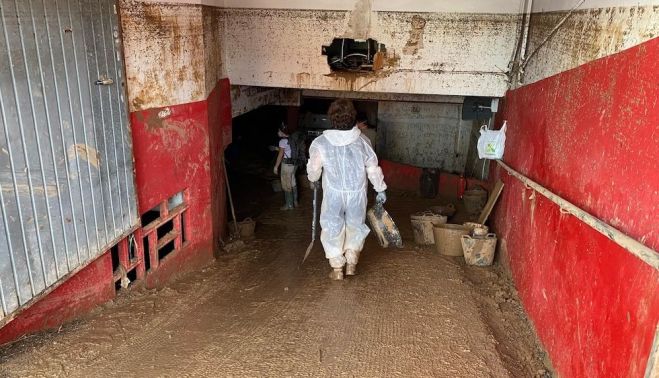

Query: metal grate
138;190;190;272
0;0;138;325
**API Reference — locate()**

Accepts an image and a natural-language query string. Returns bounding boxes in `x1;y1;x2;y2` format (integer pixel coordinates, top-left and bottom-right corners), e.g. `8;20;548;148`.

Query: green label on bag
486;143;496;153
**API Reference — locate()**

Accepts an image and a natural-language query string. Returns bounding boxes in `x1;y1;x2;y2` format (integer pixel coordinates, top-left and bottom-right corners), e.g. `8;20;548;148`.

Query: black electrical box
462;97;498;120
322;38;385;72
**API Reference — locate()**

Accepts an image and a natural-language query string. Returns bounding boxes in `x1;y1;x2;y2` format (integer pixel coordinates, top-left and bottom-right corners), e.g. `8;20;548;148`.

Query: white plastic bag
477;121;507;160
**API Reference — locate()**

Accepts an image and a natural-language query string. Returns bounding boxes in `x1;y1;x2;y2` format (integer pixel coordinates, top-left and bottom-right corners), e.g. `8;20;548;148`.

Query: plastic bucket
432;224;470;256
271;179;282;193
463;222;489;236
461;233;497;266
463;187;488;215
410;212;447;245
429;203;456;218
237;218;256;239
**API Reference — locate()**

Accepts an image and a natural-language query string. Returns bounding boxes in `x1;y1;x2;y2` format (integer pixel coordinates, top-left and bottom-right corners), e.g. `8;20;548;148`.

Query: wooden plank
478;180;504;224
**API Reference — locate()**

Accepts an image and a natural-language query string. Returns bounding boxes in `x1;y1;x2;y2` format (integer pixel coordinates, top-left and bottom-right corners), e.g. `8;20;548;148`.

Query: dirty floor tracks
0;192;550;377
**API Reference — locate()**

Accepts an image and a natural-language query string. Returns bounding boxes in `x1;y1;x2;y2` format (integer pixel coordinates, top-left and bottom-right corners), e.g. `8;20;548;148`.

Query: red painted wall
130;78;232;287
380;159;488;198
492;38;659;377
0;253;115;345
207;80;233;253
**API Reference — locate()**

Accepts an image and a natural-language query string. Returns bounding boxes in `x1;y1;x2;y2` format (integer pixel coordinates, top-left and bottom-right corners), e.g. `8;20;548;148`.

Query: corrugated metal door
0;0;138;324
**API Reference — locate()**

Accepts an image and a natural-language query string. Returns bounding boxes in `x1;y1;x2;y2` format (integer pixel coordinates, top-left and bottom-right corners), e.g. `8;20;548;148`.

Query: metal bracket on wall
95;77;114;86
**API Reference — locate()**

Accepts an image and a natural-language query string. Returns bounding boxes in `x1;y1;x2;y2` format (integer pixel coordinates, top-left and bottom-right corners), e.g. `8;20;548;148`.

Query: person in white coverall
307;99;387;281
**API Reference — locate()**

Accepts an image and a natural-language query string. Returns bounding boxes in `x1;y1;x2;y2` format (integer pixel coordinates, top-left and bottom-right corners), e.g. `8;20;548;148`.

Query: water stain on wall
346;0;372;39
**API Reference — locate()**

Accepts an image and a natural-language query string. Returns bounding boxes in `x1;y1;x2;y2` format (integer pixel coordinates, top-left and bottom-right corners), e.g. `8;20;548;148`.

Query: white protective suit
307;127;387;268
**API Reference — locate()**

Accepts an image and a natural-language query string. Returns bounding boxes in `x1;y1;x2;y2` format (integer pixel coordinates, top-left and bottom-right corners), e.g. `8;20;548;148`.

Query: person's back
274;124;300;210
309;128;374;192
307;99;387;281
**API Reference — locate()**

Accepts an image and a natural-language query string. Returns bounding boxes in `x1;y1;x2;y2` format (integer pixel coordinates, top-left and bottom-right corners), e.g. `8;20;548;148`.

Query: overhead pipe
507;0;533;85
496;160;659;270
518;0;586;80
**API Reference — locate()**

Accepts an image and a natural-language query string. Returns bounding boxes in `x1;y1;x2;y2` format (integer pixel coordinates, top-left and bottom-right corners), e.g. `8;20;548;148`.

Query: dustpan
367;204;403;248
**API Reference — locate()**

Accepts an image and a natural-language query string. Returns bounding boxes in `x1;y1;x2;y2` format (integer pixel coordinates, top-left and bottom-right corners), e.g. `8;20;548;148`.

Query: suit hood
323;127;361;146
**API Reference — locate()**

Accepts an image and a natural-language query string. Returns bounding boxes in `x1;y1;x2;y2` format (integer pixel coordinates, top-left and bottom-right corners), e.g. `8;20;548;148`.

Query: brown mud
0;190;551;377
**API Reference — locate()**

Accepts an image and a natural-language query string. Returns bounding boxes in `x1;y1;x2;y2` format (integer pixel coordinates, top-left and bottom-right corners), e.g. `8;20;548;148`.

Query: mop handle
311;186;317;240
301;185;319;265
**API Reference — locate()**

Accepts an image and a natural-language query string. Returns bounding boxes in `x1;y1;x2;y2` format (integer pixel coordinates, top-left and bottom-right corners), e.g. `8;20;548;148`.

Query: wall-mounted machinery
322;38;386;72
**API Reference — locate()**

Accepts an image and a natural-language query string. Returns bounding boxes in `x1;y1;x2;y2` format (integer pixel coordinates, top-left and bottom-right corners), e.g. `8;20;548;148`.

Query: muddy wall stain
203;6;226;97
230;85;300;118
120;0;206;112
521;5;659;85
118;2;657;100
403;15;426;55
346;0;372;39
68;144;101;169
222;9;518;97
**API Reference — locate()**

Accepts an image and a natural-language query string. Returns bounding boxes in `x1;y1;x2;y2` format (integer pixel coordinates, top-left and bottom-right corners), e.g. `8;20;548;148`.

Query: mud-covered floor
0;186;552;377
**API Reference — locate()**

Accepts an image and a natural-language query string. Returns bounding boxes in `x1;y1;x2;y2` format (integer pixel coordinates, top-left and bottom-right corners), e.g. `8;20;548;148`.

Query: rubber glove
376;191;387;205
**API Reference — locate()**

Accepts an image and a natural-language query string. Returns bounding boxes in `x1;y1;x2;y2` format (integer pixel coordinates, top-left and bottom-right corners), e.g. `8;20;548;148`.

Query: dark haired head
327;99;357;130
278;122;290;137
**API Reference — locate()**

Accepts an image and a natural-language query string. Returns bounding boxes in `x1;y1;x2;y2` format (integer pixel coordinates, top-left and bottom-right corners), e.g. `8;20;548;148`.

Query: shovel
301;185;319;264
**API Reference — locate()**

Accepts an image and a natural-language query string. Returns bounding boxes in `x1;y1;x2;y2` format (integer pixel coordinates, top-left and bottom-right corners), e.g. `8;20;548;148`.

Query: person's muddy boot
328;268;344;281
344;250;359;276
280;191;294;210
292;186;299;208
